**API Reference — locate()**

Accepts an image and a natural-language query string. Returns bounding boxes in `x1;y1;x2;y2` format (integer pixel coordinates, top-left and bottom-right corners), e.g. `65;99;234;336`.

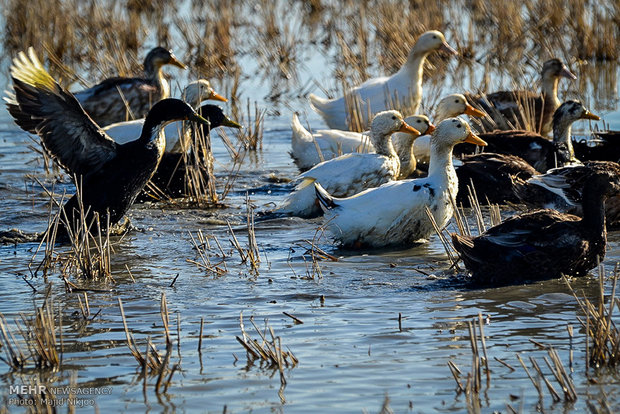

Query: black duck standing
452;167;620;286
5;48;209;238
72;46;187;126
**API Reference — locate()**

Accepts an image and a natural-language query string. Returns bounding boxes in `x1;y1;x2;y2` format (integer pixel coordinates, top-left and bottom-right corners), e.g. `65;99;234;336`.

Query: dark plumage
452;168;620;286
5;48;208;238
514;161;620;228
573;130;620;162
72;47;187;127
466;59;576;135
456;153;537;206
137;104;242;201
455;100;600;173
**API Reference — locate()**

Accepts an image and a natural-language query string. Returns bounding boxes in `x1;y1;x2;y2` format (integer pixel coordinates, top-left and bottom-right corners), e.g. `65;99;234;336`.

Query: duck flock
4;30;619;287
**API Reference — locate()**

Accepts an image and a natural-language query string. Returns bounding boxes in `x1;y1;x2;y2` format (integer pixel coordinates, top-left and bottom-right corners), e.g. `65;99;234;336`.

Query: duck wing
8;48;118;177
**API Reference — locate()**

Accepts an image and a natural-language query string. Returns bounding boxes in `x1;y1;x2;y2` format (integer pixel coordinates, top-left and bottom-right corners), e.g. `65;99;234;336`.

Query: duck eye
433;35;437;39
392;116;397;120
456;124;462;128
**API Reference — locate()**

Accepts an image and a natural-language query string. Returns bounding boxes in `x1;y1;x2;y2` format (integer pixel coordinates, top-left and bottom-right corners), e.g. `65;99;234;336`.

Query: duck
136;104;242;200
513;161;620;227
456;100;600;173
451;167;620;286
465;58;576;135
314;118;487;248
5;48;210;237
404;93;487;167
104;79;228;151
275;110;420;218
290;113;434;172
572;130;620;162
455;152;537;206
72;46;190;127
308;30;457;130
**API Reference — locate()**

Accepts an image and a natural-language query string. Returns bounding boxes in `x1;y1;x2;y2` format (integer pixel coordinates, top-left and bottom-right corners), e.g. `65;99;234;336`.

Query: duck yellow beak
424;123;436;135
169;55;187;70
582;110;600;121
464;104;486;118
222;117;242;129
190;113;211;127
464;131;487;146
398;122;421;136
210;91;228;102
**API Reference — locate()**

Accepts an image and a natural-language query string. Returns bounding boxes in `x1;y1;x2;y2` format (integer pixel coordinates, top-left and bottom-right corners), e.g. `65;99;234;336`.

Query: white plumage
276;110;420;217
315;118;488;248
104;80;225;152
290;113;433;173
308;30;456;130
403;94;486;166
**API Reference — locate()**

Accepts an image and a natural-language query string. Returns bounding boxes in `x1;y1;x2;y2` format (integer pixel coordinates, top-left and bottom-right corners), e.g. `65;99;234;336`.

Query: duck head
197;104;242;130
182;79;228;107
433;117;487;150
369;110;420;155
411;30;457;56
435;93;486;121
552;100;600;135
144;47;187;74
404;115;435;137
542;58;577;81
140;98;209;145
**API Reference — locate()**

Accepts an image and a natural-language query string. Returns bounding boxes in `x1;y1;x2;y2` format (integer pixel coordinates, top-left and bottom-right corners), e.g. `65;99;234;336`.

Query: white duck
308;30;456;130
103;79;227;152
314;118;487;248
402;93;486;167
290;113;434;172
275;110;420;218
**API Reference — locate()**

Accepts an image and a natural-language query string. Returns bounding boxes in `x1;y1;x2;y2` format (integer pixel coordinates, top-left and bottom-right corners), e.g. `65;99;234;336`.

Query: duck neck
541;73;561;107
371;131;398;158
139;116;168;151
581;185;607;235
402;49;430;91
428;142;455;182
397;136;417;178
552;119;577;164
144;61;169;97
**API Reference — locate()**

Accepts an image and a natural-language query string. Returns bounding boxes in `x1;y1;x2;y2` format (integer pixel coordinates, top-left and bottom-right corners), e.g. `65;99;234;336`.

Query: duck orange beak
464;131;487;146
582;110;600;121
210;91;228;102
424;123;436;135
464;104;486;118
398;122;421;136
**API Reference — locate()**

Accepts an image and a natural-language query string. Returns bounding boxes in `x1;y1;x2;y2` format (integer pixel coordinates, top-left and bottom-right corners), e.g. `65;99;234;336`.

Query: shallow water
1;2;620;413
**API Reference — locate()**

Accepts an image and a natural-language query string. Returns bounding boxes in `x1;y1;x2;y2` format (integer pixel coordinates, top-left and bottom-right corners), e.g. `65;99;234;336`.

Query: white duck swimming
315;118;487;248
308;30;456;130
103;79;227;152
403;93;486;167
275;110;420;218
290;113;434;172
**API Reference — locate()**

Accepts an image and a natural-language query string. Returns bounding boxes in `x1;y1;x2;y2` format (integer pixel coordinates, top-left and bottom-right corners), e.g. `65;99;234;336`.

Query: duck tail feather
315;182;337;210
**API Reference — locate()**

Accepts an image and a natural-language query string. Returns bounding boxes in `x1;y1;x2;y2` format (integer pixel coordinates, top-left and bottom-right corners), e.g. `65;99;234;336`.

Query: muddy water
1;25;620;414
